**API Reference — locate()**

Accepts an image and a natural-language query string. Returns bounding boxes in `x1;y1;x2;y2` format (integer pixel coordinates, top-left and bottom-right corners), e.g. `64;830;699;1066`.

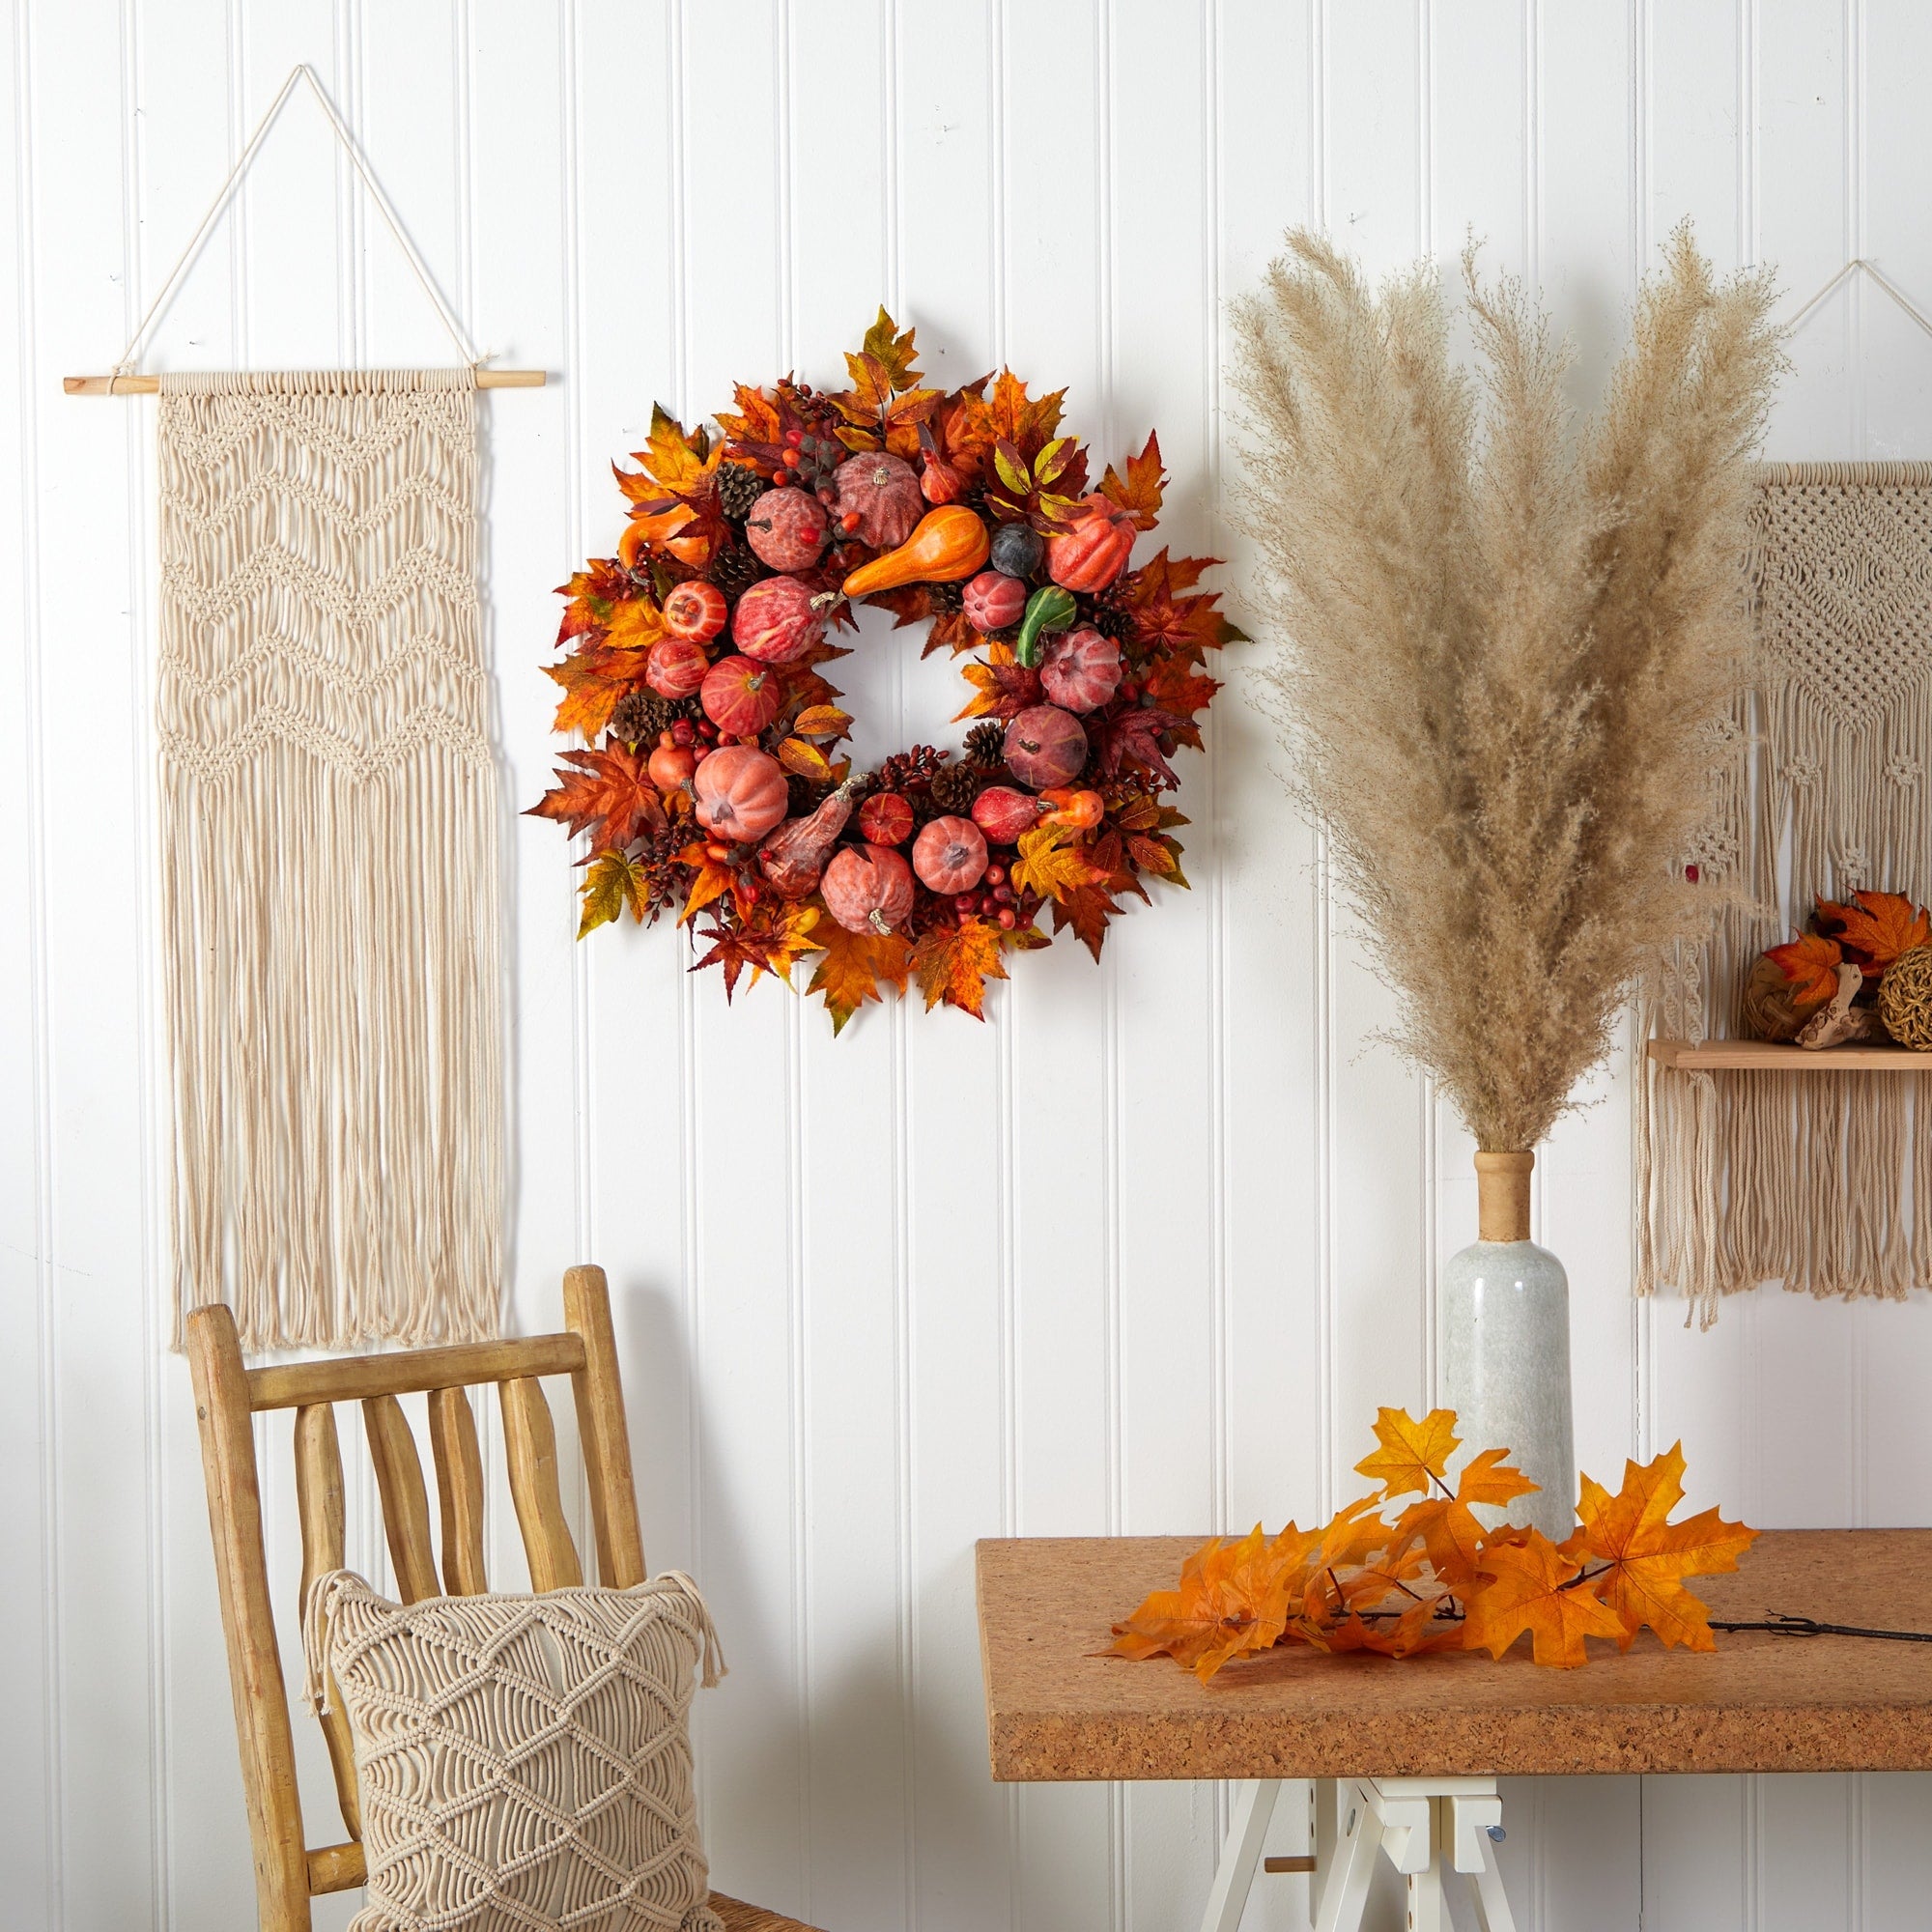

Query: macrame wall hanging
72;66;542;1350
1639;456;1932;1321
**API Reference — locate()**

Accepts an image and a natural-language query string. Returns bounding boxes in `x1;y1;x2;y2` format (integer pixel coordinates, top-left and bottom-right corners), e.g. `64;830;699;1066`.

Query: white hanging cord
107;62;481;387
1785;257;1932;346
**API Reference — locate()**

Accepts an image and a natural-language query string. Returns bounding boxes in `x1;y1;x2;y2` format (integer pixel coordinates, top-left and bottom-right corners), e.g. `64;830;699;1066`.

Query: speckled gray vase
1441;1236;1576;1543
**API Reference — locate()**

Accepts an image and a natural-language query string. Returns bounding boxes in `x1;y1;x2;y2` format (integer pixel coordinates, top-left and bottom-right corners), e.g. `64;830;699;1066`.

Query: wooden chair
187;1263;820;1932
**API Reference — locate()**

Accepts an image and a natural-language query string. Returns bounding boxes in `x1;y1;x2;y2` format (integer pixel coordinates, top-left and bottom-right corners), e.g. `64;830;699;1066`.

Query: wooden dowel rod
64;368;545;394
245;1331;584;1410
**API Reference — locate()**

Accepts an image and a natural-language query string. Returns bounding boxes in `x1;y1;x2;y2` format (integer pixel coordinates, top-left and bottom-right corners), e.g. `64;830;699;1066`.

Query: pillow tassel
661;1571;728;1688
300;1569;358;1716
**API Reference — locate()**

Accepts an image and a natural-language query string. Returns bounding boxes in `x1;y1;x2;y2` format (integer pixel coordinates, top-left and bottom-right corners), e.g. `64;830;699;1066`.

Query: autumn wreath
528;310;1241;1028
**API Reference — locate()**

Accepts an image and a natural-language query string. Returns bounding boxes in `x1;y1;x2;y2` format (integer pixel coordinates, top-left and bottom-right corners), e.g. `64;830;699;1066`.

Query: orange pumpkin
822;845;915;934
700;655;784;736
841;506;991;599
1046;494;1138;592
693;745;787;844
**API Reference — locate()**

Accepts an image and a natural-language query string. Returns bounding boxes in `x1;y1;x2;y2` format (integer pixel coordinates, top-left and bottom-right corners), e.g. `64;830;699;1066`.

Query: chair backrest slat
361;1395;441;1605
564;1264;647;1588
500;1376;584;1592
427;1385;489;1596
246;1331;585;1411
293;1405;362;1842
188;1265;639;1930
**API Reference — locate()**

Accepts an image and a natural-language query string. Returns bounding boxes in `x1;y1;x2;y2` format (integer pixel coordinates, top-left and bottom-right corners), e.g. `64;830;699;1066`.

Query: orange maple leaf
1561;1443;1757;1652
1354;1407;1462;1500
621;402;721;500
577;848;649;938
1395;1447;1539;1596
985;367;1067;461
1815;890;1932;980
912;918;1009;1018
1098;429;1166;530
543;644;653;741
1107;1524;1302;1683
678;843;738;925
807;923;914;1035
526;742;666;853
1463;1529;1627;1668
1764;930;1844;1009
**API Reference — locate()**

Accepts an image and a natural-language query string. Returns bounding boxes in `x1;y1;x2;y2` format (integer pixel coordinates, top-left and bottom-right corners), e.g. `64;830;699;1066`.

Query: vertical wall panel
11;5;1932;1931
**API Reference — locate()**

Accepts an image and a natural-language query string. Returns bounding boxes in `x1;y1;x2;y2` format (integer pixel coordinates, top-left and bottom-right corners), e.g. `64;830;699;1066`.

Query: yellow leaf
578;849;646;938
778;737;834;783
1010;827;1101;905
1353;1406;1462;1500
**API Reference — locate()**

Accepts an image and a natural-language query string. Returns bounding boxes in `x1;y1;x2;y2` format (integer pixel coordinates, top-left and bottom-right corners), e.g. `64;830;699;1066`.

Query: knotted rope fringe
303;1571;725;1932
1640;463;1932;1321
159;368;504;1350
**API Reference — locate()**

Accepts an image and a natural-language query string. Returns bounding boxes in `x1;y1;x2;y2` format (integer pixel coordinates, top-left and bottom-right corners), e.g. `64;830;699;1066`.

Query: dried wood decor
1640;461;1932;1317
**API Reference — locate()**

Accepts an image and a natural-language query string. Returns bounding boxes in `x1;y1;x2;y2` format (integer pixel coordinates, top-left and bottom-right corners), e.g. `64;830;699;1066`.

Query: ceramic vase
1440;1150;1575;1542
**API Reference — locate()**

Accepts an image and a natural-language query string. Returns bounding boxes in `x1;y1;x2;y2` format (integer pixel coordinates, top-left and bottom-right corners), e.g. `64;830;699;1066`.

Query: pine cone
611;688;671;745
928;580;965;615
964;721;1008;769
710;543;765;599
716;463;764;520
929;760;981;815
1092;603;1132;642
785;774;824;817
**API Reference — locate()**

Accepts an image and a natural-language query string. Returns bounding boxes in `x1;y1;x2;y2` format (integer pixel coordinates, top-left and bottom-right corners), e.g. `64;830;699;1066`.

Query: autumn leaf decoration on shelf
527;309;1241;1028
1744;888;1932;1046
1109;1407;1756;1679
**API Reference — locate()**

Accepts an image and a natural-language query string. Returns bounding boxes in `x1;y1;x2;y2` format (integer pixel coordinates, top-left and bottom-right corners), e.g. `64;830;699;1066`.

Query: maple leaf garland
526;309;1240;1026
1108;1409;1758;1679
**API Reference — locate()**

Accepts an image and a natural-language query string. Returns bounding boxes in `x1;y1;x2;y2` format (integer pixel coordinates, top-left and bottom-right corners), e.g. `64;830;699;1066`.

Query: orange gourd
693;745;788;843
840;506;991;599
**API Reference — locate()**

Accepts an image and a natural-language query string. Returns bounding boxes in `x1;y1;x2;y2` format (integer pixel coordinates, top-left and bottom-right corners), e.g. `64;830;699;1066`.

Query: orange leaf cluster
1109;1408;1755;1680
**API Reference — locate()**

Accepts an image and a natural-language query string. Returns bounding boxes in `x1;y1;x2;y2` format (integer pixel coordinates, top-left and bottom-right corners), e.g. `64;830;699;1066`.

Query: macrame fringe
158;369;504;1350
1639;463;1932;1318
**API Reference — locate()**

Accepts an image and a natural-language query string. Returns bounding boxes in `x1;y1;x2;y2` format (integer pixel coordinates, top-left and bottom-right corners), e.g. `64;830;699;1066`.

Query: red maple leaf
1095;705;1187;789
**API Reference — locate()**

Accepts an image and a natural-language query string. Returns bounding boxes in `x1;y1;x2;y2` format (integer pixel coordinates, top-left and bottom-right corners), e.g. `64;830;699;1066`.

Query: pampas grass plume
1232;226;1783;1151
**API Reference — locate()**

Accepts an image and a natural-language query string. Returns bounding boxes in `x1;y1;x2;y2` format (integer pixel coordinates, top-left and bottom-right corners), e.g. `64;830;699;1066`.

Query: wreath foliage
529;309;1241;1029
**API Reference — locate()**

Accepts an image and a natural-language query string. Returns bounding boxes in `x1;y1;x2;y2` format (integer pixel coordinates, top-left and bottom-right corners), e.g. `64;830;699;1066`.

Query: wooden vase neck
1474;1151;1534;1243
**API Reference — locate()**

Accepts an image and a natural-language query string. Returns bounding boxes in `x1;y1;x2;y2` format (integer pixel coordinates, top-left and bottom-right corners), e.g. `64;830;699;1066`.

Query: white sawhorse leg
1197;1776;1517;1932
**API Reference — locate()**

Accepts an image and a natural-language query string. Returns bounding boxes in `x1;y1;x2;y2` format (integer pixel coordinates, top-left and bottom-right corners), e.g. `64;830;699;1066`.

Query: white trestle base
1198;1776;1517;1932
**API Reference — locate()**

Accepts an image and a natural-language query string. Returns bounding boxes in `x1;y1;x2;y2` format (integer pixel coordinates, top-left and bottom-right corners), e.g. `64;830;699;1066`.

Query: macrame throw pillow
303;1570;725;1932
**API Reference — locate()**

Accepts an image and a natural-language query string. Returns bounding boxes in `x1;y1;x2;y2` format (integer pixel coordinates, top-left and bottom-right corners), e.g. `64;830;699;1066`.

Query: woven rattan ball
1879;944;1932;1048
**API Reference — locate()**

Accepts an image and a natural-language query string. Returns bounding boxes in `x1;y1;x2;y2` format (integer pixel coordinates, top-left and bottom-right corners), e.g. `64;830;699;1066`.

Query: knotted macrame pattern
1639;462;1932;1320
304;1570;725;1932
157;368;504;1350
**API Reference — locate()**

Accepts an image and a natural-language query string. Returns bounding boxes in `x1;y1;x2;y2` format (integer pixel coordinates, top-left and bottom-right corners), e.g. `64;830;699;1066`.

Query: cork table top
976;1530;1932;1781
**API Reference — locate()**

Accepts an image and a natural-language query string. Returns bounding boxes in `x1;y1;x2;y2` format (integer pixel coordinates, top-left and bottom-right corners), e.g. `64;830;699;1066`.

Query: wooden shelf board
1647;1037;1932;1071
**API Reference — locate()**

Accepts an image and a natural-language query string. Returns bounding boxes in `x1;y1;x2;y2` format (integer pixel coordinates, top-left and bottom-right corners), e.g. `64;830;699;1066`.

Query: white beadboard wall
7;4;1932;1929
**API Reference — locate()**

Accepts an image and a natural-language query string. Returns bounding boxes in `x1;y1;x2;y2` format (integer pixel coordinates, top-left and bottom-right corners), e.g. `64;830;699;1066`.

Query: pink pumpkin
1003;704;1089;790
962;570;1028;634
822;844;916;934
731;574;825;664
1038;626;1122;713
692;745;787;844
744;488;830;571
912;815;989;895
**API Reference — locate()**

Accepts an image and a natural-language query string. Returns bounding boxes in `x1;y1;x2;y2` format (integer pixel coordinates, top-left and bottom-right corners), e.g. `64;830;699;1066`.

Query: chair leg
1198;1779;1280;1932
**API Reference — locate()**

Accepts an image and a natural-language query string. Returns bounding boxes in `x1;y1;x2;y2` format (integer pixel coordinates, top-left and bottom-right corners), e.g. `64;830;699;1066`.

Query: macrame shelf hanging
1638;263;1932;1321
74;65;540;1351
